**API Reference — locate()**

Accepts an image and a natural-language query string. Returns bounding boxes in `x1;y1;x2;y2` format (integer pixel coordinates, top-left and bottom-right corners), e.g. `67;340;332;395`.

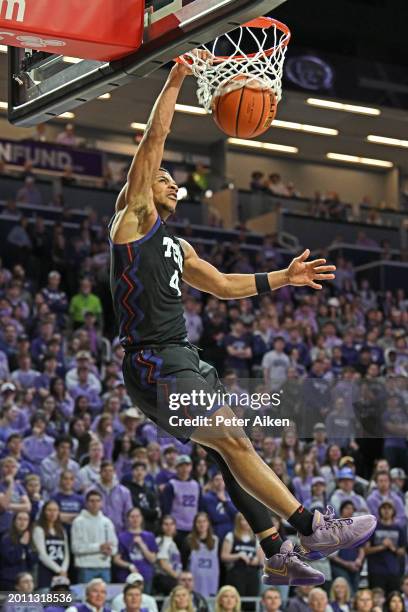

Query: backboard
7;0;287;126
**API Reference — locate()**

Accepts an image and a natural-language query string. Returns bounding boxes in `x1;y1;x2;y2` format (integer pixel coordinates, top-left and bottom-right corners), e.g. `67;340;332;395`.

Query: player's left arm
180;240;335;299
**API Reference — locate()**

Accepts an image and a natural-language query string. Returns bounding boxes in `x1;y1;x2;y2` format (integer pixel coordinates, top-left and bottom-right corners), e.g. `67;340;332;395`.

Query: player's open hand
287;249;336;290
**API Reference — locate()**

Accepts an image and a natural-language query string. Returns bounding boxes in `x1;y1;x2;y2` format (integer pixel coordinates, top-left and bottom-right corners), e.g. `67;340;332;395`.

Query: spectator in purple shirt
92;396;125;437
367;471;407;528
1;434;35;481
286;328;310;367
23;412;55;469
161;456;201;547
201;472;237;540
92;461;133;534
291;455;320;507
341;333;359;367
113;507;158;592
30;321;54;366
34;355;60;397
10;355;40;389
224;320;253;377
381;395;408;473
52;470;84;533
364;499;406;593
69;364;103;414
0;457;31;537
155;446;178;491
40;435;80;497
309;423;328;466
0;404;28;442
50;377;74;419
41;271;68;325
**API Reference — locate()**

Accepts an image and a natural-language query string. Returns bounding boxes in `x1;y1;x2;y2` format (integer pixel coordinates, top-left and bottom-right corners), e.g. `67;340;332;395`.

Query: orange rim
176;17;291;63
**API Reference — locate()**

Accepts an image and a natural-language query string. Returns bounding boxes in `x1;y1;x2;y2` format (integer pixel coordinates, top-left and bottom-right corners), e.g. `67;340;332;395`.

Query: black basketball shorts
122;343;225;441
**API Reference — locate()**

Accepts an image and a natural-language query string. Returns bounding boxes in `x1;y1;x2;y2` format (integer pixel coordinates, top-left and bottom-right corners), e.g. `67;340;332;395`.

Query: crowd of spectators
0;164;406;611
248;171;402;227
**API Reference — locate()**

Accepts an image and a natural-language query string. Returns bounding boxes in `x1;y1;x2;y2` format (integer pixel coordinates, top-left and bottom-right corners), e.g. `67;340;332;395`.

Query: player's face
152;171;179;216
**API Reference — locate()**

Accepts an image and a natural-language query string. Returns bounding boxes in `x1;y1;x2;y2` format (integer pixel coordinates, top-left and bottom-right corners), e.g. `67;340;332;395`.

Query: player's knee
212;431;252;457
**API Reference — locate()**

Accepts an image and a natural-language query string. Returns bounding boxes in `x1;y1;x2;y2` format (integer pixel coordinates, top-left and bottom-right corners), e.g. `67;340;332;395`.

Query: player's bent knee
192;423;251;455
207;431;252;457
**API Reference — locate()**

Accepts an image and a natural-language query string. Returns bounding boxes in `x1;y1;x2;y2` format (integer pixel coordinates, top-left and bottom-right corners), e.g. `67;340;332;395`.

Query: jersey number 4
169;270;181;296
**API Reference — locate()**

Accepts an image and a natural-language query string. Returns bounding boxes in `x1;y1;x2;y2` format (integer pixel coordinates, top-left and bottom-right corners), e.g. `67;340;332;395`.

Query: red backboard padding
0;0;144;60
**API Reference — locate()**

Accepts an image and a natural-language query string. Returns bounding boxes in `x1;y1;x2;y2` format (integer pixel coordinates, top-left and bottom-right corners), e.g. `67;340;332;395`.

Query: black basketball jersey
109;214;188;349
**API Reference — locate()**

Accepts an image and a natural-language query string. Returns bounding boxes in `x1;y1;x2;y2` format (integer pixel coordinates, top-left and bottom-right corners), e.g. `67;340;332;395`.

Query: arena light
228;138;298;154
63;56;82;64
367;134;408;148
175;103;207;116
0;101;8;110
0;45;7;53
177;187;188;200
98;93;111;100
307;98;381;116
58;112;75;119
327;152;393;168
130;122;147;131
272;119;338;136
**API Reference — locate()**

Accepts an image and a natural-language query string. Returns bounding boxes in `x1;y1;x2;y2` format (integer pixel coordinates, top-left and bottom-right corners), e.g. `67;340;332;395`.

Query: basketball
211;75;278;139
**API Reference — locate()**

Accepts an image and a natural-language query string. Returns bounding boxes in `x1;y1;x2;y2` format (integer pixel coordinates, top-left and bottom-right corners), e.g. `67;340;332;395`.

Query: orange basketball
211;75;277;139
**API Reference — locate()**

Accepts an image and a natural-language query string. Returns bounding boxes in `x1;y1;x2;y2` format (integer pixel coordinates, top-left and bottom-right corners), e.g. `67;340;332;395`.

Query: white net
178;18;290;113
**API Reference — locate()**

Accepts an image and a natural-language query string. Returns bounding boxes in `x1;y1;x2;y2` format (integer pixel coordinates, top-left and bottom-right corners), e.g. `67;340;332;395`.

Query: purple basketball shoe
263;540;325;586
298;506;377;560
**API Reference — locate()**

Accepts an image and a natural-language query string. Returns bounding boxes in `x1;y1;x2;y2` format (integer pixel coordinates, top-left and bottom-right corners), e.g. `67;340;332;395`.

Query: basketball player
109;61;376;585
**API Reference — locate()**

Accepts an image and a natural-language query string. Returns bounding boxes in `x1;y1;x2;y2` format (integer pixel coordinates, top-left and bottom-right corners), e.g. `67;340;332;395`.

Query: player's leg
201;443;325;586
192;405;377;560
202;445;278;544
193;406;301;517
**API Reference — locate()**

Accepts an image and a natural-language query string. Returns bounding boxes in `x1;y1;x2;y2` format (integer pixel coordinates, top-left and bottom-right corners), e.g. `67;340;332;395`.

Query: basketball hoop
177;17;291;113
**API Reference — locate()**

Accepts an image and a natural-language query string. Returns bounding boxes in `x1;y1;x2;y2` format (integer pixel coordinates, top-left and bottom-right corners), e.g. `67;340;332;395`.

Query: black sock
288;505;314;536
260;531;283;558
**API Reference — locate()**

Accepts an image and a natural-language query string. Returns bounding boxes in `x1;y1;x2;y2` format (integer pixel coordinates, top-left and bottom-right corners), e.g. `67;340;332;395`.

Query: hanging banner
0;138;104;176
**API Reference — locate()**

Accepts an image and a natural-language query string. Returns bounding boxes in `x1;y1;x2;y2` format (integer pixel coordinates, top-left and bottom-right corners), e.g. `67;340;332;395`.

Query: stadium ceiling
0;55;407;173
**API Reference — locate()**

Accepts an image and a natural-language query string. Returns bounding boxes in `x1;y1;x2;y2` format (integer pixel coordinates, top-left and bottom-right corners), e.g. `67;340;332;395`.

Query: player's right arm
110;63;190;243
